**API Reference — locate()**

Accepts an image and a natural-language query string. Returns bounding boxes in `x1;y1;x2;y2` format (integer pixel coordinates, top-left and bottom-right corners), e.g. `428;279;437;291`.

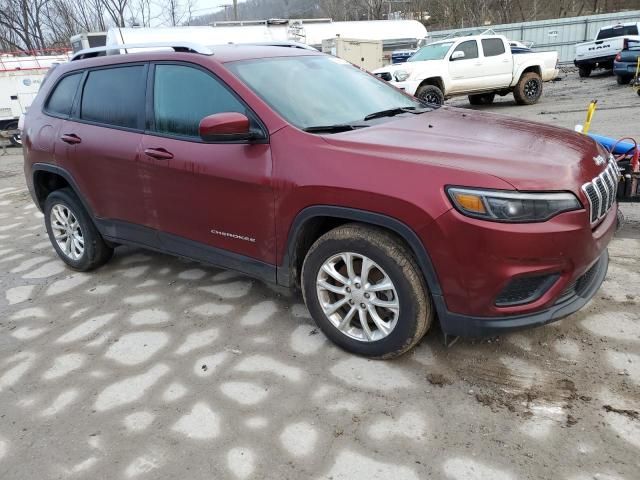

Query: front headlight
447;187;582;222
394;70;410;82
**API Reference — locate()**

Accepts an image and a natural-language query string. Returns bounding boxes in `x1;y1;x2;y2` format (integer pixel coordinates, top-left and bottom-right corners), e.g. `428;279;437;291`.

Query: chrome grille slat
581;158;618;225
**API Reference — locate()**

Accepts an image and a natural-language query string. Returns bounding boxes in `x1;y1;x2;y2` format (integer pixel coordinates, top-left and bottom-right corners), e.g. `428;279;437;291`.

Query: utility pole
233;0;238;20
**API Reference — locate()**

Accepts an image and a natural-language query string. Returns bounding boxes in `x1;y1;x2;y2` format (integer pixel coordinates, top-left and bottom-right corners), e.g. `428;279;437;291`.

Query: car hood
321;107;607;192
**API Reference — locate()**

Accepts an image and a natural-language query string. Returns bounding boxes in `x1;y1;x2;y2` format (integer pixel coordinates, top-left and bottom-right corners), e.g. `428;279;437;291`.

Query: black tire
5;121;21;147
415;84;444;107
468;93;496;106
616;75;631;85
44;188;113;271
301;223;433;359
513;72;543;105
578;66;592;78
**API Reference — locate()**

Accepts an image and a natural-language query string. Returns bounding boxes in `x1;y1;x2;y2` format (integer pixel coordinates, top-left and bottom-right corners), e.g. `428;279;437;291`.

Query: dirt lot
0;71;639;480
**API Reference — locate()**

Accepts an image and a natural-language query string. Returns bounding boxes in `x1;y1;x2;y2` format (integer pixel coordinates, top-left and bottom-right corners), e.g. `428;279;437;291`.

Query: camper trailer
105;19;427;60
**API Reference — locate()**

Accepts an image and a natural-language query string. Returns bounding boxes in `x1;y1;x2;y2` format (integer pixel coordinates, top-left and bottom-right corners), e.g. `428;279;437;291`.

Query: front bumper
436;250;608;336
386;79;421;96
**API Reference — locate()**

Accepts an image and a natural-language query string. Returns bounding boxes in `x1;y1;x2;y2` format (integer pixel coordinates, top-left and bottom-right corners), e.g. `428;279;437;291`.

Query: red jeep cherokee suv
23;44;618;358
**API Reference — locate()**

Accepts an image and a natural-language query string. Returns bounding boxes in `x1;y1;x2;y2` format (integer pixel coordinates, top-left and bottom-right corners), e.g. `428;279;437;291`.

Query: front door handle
144;148;174;160
61;133;81;145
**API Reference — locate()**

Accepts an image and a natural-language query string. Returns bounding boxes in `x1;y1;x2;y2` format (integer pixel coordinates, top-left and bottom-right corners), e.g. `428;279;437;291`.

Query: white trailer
106;19;427;53
0;52;69;146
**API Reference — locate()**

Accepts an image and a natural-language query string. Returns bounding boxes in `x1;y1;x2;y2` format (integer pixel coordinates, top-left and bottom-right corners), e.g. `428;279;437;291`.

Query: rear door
140;62;275;267
447;40;481;93
59;64;156;242
477;38;512;88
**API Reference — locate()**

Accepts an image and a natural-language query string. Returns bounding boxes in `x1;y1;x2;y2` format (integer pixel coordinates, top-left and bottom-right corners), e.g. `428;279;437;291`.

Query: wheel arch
417;76;445;93
277;206;442;297
31;163;93;216
516;65;542;82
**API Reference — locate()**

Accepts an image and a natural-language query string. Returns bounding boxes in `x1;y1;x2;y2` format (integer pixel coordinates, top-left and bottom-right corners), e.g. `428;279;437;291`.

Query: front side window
482;38;506;57
153;64;246;137
46;73;82;117
408;42;454;62
226;55;423;130
451;41;479;60
80;65;146;129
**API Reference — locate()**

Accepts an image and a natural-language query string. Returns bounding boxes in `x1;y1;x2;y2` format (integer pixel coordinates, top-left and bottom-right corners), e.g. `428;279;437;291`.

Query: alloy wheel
316;252;400;342
50;204;85;260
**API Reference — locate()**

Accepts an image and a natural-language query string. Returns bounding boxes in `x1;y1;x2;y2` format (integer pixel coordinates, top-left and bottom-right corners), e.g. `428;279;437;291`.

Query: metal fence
427;10;640;64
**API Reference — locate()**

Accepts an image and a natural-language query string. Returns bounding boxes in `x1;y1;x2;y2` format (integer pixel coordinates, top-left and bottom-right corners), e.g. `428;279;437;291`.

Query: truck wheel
6;121;21;147
468;93;495;106
616;75;631;85
578;66;591;78
44;188;114;271
301;223;433;359
513;72;543;105
415;84;444;107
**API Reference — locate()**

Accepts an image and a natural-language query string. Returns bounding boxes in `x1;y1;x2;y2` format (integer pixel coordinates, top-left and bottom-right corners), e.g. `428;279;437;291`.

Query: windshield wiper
363;106;429;121
302;124;361;134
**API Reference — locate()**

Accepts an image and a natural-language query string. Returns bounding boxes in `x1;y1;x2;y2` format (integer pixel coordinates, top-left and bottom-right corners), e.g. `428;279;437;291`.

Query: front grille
582;159;620;224
375;72;392;81
495;274;559;307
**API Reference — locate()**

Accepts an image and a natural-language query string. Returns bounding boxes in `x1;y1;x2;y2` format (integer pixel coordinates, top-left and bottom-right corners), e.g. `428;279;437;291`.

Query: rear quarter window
80;65;146;129
45;73;82;117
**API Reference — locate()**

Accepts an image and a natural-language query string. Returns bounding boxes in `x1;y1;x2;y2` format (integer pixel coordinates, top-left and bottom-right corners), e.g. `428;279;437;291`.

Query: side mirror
199;112;254;142
451;50;465;61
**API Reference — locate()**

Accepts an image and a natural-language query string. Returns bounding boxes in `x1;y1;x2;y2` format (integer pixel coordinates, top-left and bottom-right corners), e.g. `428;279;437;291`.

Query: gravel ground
0;70;639;480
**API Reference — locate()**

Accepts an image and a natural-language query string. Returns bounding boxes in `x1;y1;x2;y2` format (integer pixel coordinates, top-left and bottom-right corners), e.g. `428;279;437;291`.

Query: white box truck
0;53;69;146
322;37;383;71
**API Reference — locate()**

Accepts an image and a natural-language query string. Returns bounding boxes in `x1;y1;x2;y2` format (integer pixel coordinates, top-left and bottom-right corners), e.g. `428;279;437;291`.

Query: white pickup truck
372;34;558;106
574;22;640;77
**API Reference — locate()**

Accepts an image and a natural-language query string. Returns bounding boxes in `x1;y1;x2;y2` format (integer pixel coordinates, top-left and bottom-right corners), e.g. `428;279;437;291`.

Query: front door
140;62;275;269
447;40;481;93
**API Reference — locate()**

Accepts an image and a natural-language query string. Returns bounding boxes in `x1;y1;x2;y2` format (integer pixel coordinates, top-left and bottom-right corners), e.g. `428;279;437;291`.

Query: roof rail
237;41;317;51
71;42;213;61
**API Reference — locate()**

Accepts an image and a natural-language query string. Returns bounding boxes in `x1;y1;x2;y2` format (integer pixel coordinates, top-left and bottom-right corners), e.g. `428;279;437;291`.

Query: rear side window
482;38;506;57
152;64;246;137
46;73;82;116
597;25;639;40
80;66;146;129
452;40;479;60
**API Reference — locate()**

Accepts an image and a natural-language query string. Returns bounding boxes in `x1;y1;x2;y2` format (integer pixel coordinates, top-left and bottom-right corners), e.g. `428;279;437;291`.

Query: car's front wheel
301;224;433;358
44;188;114;271
415;84;444;107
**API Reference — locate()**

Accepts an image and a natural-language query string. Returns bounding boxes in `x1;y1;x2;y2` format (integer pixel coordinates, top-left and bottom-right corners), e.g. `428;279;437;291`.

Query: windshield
408;42;454;62
226;55;423;130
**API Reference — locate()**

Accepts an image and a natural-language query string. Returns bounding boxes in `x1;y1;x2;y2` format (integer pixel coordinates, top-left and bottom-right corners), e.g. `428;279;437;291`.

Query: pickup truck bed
574;22;640;77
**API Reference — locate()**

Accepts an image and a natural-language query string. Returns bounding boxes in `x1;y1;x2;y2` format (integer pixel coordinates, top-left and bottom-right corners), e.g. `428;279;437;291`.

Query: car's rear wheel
44;188;113;271
301;224;433;358
468;93;495;106
578;66;592;78
616;75;631;85
513;72;543;105
415;84;444;107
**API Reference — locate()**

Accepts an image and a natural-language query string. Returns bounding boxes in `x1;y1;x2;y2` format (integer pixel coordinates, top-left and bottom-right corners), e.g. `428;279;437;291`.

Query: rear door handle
144;148;174;160
61;133;81;145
